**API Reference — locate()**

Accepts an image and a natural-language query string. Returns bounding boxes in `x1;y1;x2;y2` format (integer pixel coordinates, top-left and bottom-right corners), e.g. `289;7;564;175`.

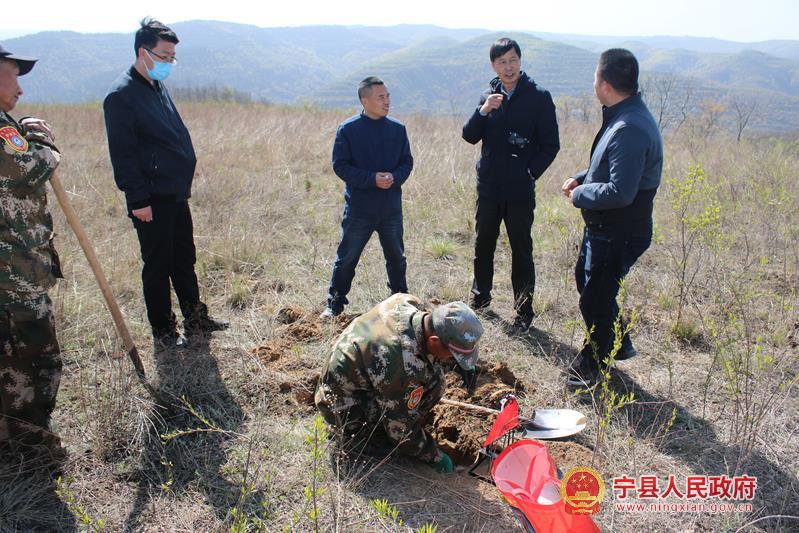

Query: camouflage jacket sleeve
0;116;62;301
0;116;60;193
376;375;443;464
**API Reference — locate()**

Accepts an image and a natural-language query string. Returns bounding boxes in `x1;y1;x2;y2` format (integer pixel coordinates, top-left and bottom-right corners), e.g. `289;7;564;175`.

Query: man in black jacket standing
563;49;663;386
463;38;560;334
103;19;227;350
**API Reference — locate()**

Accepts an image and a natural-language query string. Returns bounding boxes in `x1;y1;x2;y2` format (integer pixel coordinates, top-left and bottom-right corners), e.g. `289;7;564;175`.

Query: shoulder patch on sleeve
0;126;29;153
407;385;424;410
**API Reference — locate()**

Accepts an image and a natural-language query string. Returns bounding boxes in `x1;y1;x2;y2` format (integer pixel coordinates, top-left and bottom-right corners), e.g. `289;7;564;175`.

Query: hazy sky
1;0;796;42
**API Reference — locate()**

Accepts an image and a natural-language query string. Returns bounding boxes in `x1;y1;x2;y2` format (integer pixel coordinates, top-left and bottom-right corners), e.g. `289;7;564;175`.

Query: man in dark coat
463;37;560;334
103;19;227;350
321;76;413;318
562;49;663;386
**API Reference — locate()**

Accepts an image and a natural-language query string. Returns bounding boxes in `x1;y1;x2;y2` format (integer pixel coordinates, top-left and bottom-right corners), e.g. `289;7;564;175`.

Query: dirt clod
543;441;595;474
276;305;305;324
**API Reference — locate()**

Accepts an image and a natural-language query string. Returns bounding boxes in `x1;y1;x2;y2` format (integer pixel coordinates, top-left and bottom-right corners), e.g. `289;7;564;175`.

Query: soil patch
251;307;354;410
429;362;528;465
543;441;595;474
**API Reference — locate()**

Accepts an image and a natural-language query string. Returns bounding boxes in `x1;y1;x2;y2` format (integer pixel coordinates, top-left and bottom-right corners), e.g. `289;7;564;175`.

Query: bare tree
699;99;726;139
641;73;696;135
641;73;677;132
673;80;695;134
730;95;758;143
575;93;596;123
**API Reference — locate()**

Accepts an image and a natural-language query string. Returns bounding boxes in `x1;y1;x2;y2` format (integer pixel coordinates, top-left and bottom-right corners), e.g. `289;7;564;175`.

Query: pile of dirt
429;362;528;465
251;307;325;409
429;364;594;472
253;306;331;359
543;441;595;474
251;307;354;409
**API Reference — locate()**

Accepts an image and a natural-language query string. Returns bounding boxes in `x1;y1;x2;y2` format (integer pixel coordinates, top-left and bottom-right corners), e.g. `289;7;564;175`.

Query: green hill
5;22;799;132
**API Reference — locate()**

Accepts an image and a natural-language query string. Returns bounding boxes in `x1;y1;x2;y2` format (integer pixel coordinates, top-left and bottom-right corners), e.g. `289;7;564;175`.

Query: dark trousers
472;196;536;318
132;200;201;335
327;209;407;311
0;299;62;446
575;223;652;370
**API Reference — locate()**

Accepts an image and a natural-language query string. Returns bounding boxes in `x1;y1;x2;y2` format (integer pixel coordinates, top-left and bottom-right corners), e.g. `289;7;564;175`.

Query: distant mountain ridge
6;21;799;132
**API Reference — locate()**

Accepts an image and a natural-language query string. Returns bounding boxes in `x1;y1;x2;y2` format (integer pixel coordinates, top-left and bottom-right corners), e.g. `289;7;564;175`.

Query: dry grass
0;99;797;532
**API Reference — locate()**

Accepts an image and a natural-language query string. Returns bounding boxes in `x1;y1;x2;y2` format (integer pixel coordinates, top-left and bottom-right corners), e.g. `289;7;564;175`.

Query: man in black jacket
563;49;663;386
462;38;560;334
103;19;227;350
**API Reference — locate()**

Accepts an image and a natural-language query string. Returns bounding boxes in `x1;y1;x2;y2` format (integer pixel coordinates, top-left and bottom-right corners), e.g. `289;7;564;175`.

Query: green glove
432;452;454;473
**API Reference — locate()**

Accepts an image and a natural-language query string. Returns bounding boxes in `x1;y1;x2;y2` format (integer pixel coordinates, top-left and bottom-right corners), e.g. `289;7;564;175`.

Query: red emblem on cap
0;126;28;153
407;386;424;410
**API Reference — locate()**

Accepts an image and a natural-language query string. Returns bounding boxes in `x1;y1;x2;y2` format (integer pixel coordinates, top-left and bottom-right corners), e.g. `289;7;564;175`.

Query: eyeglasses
146;48;177;64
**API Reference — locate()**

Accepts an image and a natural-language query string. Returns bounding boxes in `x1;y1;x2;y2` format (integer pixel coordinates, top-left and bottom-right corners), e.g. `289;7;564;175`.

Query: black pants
132;200;201;335
472;196;535;318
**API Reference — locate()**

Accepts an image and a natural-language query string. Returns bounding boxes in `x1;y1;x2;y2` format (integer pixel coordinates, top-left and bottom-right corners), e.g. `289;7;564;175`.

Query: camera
507;131;530;149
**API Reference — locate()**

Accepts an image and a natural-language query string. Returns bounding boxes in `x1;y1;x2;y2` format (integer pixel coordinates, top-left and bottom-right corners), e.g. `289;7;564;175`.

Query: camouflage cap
431;301;483;371
0;43;36;76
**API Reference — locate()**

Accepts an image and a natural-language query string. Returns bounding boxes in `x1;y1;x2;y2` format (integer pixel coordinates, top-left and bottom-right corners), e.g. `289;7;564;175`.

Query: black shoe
470;298;498;320
509;314;533;336
153;331;188;352
469;294;491;311
184;304;229;336
615;343;638;361
567;358;599;387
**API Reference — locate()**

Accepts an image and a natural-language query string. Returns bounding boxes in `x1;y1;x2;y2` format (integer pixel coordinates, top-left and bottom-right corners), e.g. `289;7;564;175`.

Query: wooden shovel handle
440;397;502;415
49;172;137;355
440;397;536;424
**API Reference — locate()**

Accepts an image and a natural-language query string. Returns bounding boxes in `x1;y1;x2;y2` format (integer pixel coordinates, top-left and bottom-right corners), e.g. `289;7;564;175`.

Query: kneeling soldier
315;294;483;473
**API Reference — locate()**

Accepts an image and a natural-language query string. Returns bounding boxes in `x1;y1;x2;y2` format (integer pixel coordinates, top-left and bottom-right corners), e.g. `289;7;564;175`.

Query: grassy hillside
6;22;799;133
311;32;597;113
0;99;796;531
637;47;799;96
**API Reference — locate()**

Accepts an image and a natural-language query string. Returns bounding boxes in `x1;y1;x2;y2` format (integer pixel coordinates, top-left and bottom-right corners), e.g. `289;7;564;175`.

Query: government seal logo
561;466;605;515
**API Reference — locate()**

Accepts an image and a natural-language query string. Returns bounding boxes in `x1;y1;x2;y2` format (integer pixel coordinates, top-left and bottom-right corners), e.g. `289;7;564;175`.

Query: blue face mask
145;50;174;81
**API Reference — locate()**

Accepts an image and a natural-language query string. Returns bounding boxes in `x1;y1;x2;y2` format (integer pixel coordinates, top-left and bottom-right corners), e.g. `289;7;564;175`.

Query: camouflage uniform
0;111;62;447
315;293;446;463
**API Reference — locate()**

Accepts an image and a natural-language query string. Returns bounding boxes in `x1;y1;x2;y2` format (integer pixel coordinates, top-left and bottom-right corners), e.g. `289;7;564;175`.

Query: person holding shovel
0;44;66;462
315;294;483;473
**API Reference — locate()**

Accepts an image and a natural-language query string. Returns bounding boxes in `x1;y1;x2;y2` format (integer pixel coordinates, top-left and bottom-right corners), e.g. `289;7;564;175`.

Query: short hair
134;18;179;55
490;38;521;62
358;76;384;100
598;48;639;96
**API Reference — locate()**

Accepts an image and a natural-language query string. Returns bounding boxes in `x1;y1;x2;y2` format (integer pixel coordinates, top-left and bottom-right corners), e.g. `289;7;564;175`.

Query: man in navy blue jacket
463;38;560;334
562;49;663;386
321;77;413;318
103;19;227;350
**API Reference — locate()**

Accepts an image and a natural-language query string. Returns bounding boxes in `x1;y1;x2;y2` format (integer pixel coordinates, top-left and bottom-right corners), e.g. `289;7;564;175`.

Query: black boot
153;313;188;351
184;303;229;336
